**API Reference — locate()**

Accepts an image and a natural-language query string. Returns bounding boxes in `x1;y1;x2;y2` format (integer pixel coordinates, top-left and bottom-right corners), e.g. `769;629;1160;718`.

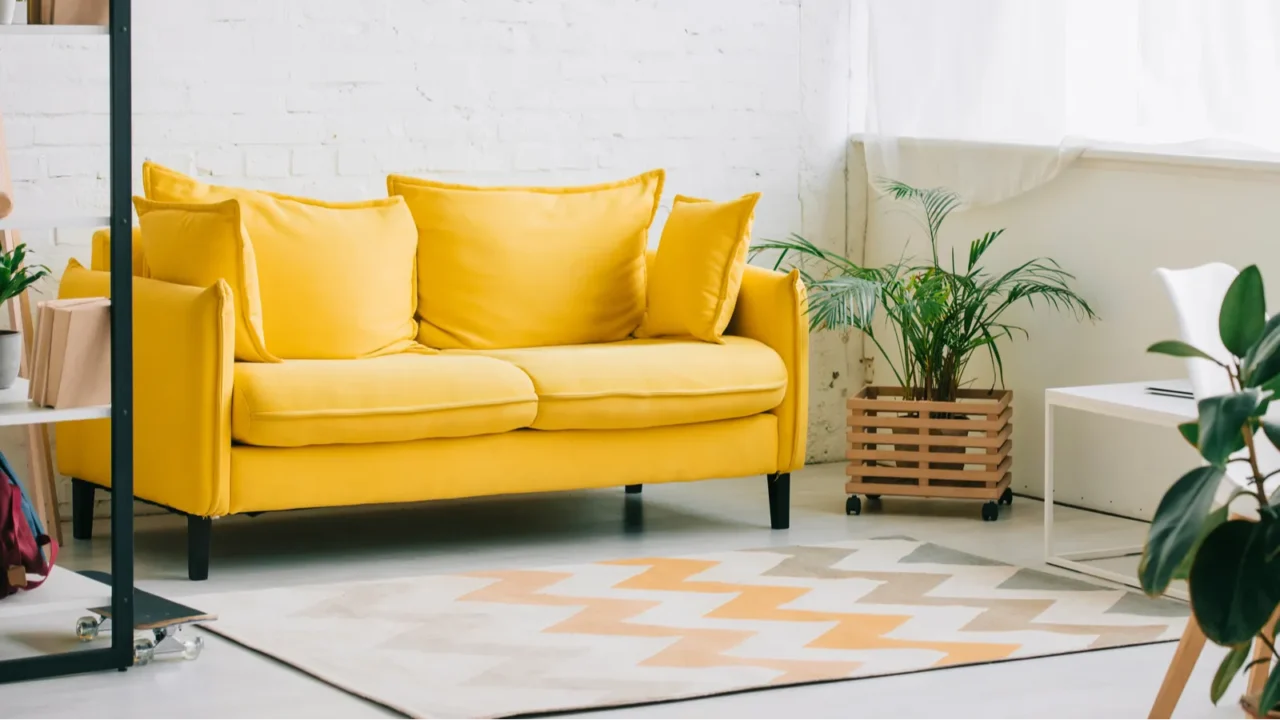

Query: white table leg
1044;400;1055;562
1042;396;1187;600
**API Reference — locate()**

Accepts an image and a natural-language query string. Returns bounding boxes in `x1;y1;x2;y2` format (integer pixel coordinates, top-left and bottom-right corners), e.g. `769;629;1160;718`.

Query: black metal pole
107;0;134;671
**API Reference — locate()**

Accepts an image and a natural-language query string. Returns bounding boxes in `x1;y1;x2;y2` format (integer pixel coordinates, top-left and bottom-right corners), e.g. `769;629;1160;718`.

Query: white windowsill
850;135;1280;178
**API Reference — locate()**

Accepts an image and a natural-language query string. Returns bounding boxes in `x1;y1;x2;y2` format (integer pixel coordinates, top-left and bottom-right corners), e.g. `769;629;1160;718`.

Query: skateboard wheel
181;635;204;661
133;636;155;666
75;616;99;642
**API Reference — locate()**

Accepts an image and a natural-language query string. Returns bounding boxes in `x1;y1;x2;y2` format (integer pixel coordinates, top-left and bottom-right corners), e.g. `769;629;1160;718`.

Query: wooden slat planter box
845;386;1014;521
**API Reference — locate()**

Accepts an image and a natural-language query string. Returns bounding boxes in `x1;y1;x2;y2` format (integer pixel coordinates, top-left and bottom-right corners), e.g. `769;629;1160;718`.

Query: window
856;0;1280;155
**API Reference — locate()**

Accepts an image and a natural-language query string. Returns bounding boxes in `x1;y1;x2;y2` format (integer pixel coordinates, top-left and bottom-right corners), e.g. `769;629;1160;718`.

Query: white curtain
855;0;1280;205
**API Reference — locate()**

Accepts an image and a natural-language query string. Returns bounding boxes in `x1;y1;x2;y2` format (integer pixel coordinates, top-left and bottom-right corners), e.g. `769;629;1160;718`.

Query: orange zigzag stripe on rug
608;557;1022;666
463;568;862;684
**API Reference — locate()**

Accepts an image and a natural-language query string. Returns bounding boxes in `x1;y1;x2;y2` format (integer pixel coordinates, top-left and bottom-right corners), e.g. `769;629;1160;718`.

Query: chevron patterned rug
193;538;1187;718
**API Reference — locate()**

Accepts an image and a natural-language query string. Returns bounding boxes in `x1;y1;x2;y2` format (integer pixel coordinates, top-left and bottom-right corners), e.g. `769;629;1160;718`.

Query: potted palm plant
755;180;1096;520
0;243;49;389
1143;265;1280;716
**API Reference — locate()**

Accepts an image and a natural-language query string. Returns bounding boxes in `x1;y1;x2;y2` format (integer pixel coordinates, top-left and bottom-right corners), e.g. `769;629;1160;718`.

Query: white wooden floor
0;462;1242;718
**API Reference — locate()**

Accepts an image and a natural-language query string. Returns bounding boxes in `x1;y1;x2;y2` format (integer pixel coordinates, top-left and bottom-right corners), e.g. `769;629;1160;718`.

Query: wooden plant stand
845;386;1013;521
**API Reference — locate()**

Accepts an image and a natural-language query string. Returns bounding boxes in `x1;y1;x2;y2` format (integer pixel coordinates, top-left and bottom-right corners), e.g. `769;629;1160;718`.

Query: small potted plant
0;243;49;389
1143;265;1280;716
755;180;1096;520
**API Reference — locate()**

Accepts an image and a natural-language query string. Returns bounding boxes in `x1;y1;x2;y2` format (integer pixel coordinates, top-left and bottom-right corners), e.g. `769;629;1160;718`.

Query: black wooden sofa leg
625;484;642;494
187;516;212;581
767;472;790;530
71;478;95;540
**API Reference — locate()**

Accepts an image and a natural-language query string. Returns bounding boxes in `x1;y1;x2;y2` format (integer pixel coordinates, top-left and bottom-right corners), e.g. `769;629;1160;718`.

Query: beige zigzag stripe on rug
189;538;1187;718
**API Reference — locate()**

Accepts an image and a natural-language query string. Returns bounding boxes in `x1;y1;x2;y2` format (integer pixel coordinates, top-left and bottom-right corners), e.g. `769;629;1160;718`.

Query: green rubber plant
1143;265;1280;710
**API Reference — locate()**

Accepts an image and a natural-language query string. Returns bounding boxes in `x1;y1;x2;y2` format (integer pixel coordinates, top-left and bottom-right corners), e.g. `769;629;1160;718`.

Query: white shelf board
0;378;109;426
0;24;107;35
0;567;109;623
0;214;110;232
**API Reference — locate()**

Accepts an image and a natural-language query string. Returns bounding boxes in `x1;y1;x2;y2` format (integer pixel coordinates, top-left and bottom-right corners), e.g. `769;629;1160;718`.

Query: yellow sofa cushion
91;227;149;276
455;336;786;431
388;170;664;349
231;354;537;448
133;198;279;363
143;162;421;360
636;193;760;344
229;415;779;513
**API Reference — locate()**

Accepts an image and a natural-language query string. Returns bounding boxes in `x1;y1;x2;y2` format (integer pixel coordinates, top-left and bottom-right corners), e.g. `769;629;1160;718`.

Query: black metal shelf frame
0;0;134;681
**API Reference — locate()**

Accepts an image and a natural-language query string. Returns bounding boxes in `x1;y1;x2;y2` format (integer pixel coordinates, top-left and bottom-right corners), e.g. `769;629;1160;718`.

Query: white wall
858;146;1277;519
0;0;858;514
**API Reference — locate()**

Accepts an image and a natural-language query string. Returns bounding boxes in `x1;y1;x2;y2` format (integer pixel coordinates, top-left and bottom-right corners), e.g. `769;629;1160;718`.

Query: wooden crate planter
845;386;1013;521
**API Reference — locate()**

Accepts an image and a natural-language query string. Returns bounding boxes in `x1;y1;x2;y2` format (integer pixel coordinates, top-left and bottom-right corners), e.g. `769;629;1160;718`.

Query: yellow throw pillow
143;162;422;359
636;192;761;343
133;197;278;363
388;170;665;349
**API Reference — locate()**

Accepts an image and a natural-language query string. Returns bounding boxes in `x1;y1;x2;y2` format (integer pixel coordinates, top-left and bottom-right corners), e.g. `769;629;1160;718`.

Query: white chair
1150;263;1279;718
1154;263;1280;510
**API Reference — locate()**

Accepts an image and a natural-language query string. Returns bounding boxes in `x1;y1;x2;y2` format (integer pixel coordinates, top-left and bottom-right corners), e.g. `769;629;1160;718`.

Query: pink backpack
0;457;56;598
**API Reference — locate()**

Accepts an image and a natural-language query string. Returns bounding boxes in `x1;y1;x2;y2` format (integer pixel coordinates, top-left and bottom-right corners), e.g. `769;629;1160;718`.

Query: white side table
1044;380;1195;599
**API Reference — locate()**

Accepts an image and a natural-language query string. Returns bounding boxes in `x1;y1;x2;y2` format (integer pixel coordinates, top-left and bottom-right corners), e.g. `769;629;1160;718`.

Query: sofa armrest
90;227;149;276
55;260;235;517
727;264;809;473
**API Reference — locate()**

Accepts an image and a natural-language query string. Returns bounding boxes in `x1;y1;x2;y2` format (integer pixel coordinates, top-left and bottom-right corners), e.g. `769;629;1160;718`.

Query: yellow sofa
59;208;808;581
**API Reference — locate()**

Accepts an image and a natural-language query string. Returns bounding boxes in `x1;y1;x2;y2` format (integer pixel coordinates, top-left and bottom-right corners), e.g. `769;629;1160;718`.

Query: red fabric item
0;476;56;599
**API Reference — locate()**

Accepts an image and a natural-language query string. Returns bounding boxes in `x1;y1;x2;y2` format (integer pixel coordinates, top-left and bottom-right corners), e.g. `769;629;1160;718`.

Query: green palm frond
805;275;880;333
878;179;961;266
967;229;1004;273
751;233;882;281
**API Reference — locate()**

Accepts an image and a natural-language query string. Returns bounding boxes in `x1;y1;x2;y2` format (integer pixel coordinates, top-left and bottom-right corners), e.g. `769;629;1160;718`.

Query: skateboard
75;570;214;665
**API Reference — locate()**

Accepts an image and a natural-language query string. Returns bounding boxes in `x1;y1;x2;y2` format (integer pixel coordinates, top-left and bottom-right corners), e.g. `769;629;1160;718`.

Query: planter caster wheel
981;502;999;522
845;496;862;516
999;488;1014;506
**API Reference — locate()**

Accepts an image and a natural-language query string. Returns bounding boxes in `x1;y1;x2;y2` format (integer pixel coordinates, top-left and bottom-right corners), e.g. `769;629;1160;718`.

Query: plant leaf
1190;519;1279;645
966;229;1004;273
1260;656;1280;715
1178;421;1200;448
1197;390;1267;466
1174;503;1229;581
1140;465;1226;595
1262;420;1280;453
1221;265;1266;358
1212;641;1252;705
1243;314;1280;388
1149;340;1223;364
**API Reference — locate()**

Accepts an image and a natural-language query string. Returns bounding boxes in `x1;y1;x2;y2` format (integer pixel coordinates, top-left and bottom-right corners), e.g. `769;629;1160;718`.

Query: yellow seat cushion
388;170;664;350
134;198;279;363
455;336;786;430
636;193;760;344
232;354;537;448
143;162;421;360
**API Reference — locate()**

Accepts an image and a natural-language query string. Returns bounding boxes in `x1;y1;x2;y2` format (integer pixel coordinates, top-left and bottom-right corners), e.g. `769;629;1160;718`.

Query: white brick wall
0;0;855;514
